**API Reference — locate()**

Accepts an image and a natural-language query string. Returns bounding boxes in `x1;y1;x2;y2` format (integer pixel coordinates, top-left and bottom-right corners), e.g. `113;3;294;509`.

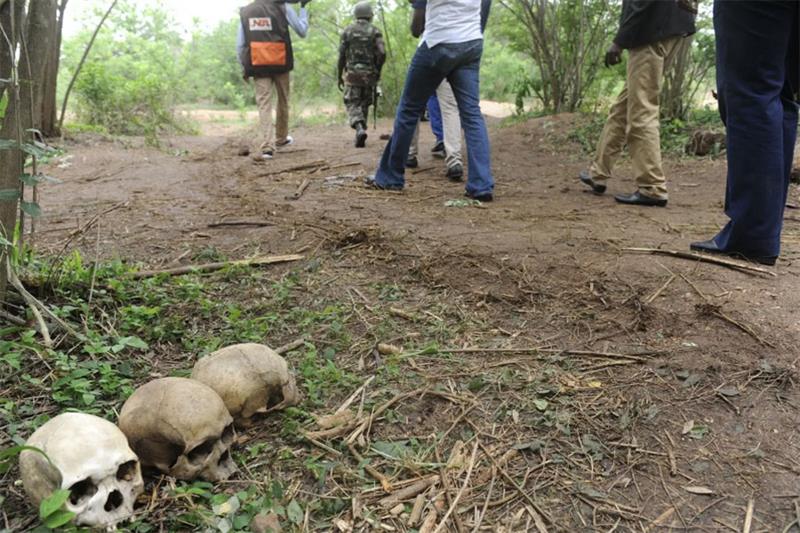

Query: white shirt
423;0;483;48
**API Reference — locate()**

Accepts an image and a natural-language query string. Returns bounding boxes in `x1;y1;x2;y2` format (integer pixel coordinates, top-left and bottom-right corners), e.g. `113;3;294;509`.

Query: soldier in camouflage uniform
338;2;386;148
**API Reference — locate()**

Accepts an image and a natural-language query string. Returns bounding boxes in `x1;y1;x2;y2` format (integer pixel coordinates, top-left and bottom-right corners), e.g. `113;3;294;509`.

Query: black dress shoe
614;191;667;207
406;155;419;169
364;175;403;191
579;170;606;194
690;239;777;266
465;191;493;202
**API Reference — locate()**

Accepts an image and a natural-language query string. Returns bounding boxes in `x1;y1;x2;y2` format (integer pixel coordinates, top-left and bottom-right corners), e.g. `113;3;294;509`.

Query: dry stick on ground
623;248;776;277
743;499;755;533
347;442;392;492
129;254;303;279
207;221;274;229
6;257;78;350
275;338;306;355
467;429;553;527
703;304;776;348
0;307;26;326
286;178;311;201
645;274;677;304
433;441;479;533
259;159;326;177
379;476;440;508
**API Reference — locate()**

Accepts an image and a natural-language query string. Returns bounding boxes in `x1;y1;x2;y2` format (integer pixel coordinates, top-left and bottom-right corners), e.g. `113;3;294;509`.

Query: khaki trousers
590;36;683;200
254;73;291;154
410;81;463;169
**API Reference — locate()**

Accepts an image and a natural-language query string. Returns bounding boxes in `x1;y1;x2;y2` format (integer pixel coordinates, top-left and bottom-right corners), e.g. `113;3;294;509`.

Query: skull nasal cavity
116;460;138;482
69;478;98;506
104;490;124;512
187;439;216;463
218;449;231;466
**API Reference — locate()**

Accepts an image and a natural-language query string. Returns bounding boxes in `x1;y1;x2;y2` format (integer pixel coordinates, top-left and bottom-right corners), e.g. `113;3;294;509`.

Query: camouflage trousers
344;85;375;129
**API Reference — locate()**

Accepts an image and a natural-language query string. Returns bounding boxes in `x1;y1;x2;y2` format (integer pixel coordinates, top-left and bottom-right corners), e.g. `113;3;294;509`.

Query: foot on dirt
466;191;493;203
579;170;606;195
614;191;667;207
406;155;419;169
259;150;274;161
431;141;445;158
364;175;403;191
690;239;777;266
355;127;368;148
446;163;464;182
276;136;294;148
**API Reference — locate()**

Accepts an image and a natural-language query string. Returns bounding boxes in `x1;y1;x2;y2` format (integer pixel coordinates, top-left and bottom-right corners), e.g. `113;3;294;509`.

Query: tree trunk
40;0;66;137
0;0;26;105
0;0;56;302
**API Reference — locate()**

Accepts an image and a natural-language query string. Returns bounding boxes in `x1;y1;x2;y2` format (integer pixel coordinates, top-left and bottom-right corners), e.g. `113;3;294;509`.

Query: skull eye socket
218;449;232;466
266;390;284;409
221;424;235;445
104;490;124;512
69;478;98;506
187;439;216;464
116;460;139;482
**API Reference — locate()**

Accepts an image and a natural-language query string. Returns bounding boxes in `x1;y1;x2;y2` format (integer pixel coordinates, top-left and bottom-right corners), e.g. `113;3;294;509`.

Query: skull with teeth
19;413;144;530
118;377;237;482
191;343;301;427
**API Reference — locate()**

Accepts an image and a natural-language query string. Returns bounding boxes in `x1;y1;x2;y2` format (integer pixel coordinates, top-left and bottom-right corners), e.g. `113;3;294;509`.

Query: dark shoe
446;163;464;182
579;170;606;195
614;191;667;207
466;191;493;203
406;155;419;169
355;125;368;148
431;141;445;158
690;239;777;266
364;175;403;191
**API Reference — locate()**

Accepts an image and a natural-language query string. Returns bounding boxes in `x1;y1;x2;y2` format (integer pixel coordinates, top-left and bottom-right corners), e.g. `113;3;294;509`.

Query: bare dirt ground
10;113;800;531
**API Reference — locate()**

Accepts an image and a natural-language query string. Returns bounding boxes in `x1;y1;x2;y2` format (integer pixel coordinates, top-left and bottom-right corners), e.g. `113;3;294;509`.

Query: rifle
373;84;381;130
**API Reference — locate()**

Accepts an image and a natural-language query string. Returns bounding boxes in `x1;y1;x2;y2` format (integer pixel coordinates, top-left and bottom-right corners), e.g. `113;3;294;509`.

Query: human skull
191;343;301;427
19;413;144;530
118;378;237;482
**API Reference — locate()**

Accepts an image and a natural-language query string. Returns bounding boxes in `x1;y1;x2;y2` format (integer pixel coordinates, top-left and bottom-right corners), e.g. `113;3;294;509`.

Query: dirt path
28;114;800;530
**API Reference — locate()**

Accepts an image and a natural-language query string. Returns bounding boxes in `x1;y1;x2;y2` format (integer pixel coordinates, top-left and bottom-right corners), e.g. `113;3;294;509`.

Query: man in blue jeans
366;0;494;202
690;0;798;265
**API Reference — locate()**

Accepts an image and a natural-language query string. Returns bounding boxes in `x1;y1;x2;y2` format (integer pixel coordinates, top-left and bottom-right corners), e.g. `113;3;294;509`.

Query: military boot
355;122;368;148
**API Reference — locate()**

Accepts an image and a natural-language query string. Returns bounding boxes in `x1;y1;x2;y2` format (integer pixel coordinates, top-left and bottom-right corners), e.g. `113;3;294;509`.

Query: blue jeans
428;95;443;143
374;40;494;196
712;0;799;257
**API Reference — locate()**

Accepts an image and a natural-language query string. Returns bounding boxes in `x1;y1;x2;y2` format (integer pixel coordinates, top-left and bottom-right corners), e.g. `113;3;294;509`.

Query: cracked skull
191;343;301;427
118;377;236;482
19;413;144;530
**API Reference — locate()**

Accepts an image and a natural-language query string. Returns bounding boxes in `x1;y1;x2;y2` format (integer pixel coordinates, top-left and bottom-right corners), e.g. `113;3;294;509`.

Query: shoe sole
689;245;776;266
615;198;667;207
579;174;606;195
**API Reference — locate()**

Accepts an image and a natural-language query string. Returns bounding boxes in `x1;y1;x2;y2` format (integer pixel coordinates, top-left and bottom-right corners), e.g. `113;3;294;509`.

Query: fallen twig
624;248;776;277
0;308;27;327
743;498;754;533
260;159;326;176
380;476;439;508
433;441;479;533
348;442;393;492
276;338;306;355
130;254;303;279
286;178;311;201
207;221;274;229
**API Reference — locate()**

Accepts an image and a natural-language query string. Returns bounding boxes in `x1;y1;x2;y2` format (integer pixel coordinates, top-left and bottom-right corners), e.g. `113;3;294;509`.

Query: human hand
338;79;344;92
604;42;622;68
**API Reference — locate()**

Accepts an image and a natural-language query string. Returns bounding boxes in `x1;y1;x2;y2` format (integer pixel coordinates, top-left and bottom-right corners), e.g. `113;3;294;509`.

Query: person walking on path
367;0;493;201
338;2;386;148
690;0;798;266
578;0;695;207
238;0;310;161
